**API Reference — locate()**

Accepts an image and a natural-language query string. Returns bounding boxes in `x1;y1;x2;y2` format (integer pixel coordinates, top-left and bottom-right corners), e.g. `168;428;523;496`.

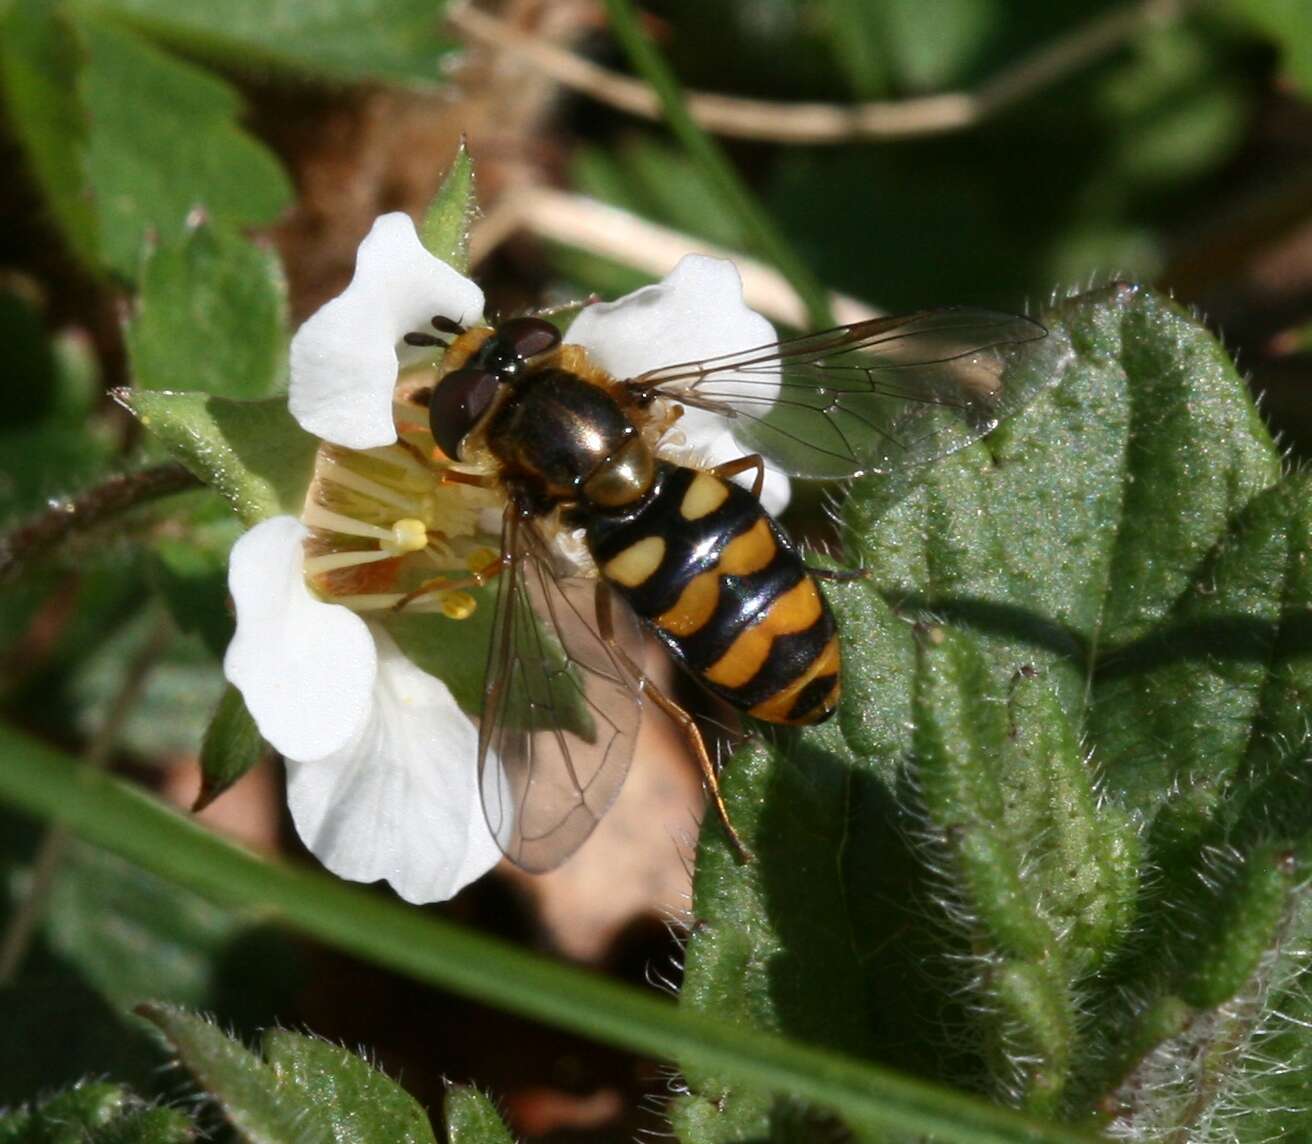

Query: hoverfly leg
710;454;766;500
390;553;505;612
440;469;497;489
807;566;870;583
643;682;754;865
593;588;754;863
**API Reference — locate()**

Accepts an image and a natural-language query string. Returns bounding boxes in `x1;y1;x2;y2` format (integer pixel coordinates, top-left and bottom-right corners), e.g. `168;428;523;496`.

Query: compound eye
429;368;500;460
495;316;561;361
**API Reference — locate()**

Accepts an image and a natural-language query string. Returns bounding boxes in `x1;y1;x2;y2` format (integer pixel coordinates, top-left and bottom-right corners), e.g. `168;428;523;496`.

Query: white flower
225;517;500;903
225;211;789;902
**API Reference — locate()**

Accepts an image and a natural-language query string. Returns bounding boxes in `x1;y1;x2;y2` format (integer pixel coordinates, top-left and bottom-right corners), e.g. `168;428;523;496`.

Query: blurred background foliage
2;0;1312;1140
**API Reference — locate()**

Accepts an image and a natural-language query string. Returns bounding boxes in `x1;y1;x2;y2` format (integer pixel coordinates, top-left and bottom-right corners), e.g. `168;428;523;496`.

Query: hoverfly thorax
485;369;641;502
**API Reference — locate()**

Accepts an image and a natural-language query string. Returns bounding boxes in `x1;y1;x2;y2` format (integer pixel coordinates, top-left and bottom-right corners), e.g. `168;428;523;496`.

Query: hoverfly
386;304;1047;872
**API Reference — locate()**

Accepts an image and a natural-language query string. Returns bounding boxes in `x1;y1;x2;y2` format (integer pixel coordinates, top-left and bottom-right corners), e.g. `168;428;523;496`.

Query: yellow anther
440;591;478;620
466;547;499;573
383;517;429;555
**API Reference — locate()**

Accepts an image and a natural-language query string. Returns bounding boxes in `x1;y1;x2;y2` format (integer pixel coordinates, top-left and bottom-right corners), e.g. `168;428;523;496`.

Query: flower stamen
300;400;501;613
328;593;408;611
319;458;423;514
301;503;395;541
440;591;477;620
383;518;430;555
466;547;499;573
362;442;433;482
303;549;397;575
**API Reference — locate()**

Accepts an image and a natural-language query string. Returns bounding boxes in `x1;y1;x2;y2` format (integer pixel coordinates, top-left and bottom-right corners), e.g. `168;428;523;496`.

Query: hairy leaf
138;1005;310;1143
0;1082;193;1143
677;284;1309;1138
75;16;291;279
261;1030;438;1143
127;221;288;399
140;1008;440;1144
80;0;457;85
0;0;99;266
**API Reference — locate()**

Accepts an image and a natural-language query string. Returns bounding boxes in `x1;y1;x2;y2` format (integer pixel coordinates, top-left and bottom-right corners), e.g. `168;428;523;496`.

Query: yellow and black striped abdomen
585;463;840;725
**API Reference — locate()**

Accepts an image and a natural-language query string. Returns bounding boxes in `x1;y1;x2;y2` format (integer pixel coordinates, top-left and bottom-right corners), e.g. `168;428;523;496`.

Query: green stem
603;0;836;331
0;462;201;584
0;723;1092;1144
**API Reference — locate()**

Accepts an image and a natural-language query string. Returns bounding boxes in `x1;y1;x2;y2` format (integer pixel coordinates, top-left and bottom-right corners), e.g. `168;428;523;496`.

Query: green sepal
442;1085;515;1144
420;140;477;274
195;684;266;811
117;390;317;525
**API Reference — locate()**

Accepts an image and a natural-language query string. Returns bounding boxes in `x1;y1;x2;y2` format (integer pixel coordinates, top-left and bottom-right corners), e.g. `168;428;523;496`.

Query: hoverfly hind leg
593;582;754;866
643;682;755;865
807;565;869;583
710;453;766;500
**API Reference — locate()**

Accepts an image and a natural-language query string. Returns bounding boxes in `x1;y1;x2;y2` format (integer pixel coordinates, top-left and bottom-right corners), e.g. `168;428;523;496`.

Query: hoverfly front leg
710;454;766;500
441;469;497;489
390;551;506;612
594;583;754;865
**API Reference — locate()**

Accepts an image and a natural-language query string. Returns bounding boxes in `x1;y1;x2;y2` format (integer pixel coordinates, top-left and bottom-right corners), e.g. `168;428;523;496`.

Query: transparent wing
478;504;646;873
631;309;1052;478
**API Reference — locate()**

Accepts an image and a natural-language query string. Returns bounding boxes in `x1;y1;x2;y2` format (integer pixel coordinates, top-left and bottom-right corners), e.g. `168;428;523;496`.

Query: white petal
289;213;484;450
284;626;501;903
224;516;376;763
564;254;789;509
565;254;775;380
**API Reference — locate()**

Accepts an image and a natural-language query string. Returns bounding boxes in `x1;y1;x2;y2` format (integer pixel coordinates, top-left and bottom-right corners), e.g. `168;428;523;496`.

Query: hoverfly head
470;316;562;381
428;367;501;461
427;317;562;460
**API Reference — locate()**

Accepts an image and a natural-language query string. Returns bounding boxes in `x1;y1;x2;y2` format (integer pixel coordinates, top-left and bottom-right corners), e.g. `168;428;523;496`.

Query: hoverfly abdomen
586;463;841;726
